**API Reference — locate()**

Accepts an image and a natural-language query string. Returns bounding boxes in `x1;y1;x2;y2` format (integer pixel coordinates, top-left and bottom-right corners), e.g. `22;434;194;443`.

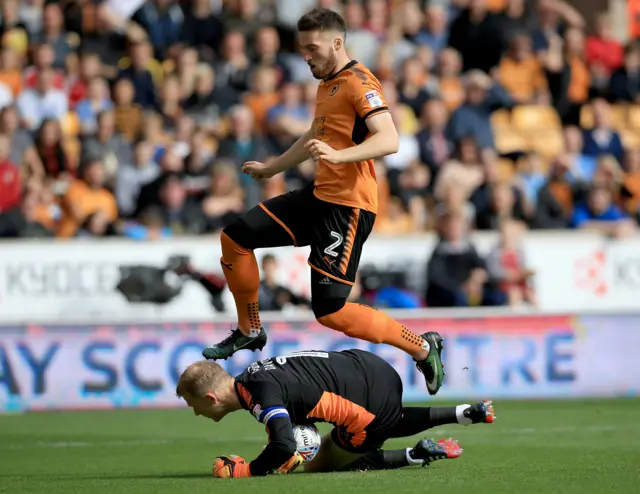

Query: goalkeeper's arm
249;409;300;476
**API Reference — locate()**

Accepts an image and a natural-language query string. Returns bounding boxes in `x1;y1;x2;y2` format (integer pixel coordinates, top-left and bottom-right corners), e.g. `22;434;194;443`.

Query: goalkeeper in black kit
177;349;495;477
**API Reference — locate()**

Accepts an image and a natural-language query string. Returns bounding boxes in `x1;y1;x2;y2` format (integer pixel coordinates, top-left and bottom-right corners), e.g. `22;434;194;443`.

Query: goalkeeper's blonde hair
176;360;230;398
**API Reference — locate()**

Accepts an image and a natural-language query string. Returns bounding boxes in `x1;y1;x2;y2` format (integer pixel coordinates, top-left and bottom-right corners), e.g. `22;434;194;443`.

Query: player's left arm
333;112;399;163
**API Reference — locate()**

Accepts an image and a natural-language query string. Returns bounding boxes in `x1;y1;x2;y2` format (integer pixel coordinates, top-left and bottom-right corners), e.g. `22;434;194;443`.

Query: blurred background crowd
0;0;638;309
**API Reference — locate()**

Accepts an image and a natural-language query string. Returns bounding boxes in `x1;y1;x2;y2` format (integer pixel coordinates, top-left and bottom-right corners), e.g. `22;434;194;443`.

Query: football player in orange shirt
202;8;445;396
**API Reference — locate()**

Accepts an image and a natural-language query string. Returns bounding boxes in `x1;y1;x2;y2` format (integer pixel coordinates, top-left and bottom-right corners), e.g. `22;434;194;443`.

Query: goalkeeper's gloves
212;455;251;478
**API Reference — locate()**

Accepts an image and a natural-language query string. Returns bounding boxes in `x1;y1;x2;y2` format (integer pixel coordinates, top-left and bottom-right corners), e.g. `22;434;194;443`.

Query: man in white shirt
16;67;67;131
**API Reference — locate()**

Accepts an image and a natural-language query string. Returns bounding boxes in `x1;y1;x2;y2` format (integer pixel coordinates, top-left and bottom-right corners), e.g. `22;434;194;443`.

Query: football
292;424;322;463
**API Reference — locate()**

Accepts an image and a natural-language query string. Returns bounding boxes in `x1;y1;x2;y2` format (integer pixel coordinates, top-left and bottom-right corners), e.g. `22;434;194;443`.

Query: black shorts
329;352;404;454
242;186;376;285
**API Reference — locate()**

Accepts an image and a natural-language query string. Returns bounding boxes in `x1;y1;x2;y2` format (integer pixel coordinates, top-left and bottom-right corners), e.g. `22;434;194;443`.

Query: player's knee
221;219;255;251
312;297;346;321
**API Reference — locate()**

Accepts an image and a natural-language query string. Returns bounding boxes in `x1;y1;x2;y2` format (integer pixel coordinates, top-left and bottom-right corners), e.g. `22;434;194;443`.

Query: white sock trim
248;328;261;337
456;404;472;426
406;447;423;465
422;339;431;354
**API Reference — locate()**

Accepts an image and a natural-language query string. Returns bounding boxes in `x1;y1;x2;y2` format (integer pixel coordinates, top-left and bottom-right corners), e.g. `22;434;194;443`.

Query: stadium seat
620;129;640;150
628;105;640;130
529;129;565;158
512;105;561;132
494;128;530;154
490;109;511;130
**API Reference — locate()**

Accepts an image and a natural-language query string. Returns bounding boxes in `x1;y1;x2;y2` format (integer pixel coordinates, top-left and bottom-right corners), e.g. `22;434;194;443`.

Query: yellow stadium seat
495;128;530;154
628;105;640;130
512;105;561;132
611;104;628;130
529;128;565;158
620;129;640;150
490;109;511;129
60;112;79;137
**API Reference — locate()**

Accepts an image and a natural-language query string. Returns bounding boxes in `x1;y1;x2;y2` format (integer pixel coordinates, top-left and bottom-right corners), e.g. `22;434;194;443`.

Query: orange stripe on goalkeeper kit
258;203;297;246
306;392;375;447
339;209;360;275
236;383;254;410
308;261;355;286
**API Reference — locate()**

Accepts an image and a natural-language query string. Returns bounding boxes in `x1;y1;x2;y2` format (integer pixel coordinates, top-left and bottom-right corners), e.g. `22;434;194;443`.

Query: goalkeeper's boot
410;438;463;467
464;400;496;424
202;328;267;360
415;331;445;395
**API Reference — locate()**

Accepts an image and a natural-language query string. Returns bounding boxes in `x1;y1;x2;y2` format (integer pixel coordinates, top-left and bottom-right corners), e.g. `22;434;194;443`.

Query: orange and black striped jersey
233;349;402;475
313;60;390;214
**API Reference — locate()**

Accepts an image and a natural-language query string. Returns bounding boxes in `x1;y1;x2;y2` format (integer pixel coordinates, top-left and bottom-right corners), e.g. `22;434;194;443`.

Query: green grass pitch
1;399;639;493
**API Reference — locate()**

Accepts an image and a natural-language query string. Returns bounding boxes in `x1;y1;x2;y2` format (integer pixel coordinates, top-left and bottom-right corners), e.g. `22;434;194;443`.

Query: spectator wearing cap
17;67;68;131
446;69;513;149
57;159;118;237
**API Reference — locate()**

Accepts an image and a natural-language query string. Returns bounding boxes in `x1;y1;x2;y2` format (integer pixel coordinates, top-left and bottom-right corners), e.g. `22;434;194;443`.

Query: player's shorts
328;351;404;453
259;185;376;285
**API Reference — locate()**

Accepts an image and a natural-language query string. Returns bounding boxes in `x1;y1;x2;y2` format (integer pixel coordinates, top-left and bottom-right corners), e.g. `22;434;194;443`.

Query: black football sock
389;406;460;438
342;449;413;471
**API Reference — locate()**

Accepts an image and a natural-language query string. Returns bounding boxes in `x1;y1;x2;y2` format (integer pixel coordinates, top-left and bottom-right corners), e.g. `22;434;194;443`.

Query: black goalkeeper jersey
233;349;403;476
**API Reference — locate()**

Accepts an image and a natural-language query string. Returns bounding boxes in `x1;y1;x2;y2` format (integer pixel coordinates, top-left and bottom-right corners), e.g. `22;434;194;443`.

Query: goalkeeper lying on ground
176;349;495;477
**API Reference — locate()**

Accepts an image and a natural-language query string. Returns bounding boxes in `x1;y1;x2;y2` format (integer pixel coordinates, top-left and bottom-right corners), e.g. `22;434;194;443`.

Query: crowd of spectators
0;0;639;307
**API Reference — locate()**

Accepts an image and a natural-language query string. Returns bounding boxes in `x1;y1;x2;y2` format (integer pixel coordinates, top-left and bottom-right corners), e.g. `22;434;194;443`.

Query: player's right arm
249;405;302;476
243;127;314;179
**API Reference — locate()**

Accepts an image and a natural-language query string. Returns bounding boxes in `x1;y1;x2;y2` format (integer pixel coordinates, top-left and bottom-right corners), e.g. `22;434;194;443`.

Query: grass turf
1;399;639;493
